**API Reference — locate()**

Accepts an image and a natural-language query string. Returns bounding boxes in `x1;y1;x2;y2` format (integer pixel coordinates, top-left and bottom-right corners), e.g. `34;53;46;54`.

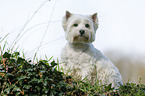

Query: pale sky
0;0;145;60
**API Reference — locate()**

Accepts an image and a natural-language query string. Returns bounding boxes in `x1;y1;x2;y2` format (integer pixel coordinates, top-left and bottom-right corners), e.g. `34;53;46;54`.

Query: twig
8;78;12;85
16;20;62;42
27;36;63;55
33;0;58;62
11;0;50;51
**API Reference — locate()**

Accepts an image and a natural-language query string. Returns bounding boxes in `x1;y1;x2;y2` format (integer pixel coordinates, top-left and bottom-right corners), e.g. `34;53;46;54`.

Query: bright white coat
61;11;123;88
61;43;123;87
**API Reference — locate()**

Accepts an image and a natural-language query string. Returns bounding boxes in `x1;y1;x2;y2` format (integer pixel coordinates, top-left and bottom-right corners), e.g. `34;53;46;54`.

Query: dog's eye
85;24;90;28
74;23;78;27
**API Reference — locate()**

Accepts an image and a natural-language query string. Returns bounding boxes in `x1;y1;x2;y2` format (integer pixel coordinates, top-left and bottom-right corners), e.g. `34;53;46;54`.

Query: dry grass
104;50;145;84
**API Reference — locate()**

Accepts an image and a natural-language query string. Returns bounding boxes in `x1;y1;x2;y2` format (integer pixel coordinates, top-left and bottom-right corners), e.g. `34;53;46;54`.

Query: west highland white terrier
61;11;123;87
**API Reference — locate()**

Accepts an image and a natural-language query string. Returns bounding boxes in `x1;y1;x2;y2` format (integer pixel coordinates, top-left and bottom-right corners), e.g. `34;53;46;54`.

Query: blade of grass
0;33;9;43
2;41;8;52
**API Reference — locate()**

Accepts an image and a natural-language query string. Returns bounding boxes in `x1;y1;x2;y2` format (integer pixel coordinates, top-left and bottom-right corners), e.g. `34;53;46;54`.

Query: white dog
61;11;123;88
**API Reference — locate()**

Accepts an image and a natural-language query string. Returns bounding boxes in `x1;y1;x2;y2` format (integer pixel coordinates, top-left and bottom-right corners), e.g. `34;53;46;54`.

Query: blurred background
0;0;145;84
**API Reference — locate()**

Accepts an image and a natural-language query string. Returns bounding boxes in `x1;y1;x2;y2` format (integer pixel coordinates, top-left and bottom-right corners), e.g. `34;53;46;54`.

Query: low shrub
0;51;145;96
0;52;67;95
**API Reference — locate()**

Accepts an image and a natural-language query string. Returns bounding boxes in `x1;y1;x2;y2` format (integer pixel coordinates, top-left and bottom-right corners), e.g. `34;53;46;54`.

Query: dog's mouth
73;35;89;43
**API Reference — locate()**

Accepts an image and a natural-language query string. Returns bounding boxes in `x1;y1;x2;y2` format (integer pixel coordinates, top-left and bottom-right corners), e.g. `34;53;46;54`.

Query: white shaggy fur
61;11;123;87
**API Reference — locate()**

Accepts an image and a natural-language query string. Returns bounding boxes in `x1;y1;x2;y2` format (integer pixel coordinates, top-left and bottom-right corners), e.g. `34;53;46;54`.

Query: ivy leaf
105;83;113;92
43;80;48;86
23;85;32;89
13;86;21;92
17;57;25;64
18;75;29;81
3;52;11;59
4;87;11;94
12;52;20;57
35;86;41;91
50;61;57;67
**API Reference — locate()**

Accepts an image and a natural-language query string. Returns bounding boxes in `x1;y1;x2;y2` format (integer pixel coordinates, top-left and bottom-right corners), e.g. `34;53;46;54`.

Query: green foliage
0;51;145;96
0;52;67;95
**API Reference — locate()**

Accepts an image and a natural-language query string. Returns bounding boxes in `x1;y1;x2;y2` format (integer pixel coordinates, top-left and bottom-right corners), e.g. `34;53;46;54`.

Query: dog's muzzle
79;30;85;36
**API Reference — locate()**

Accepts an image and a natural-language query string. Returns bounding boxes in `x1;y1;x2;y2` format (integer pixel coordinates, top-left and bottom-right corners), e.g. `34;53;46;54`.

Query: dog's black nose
79;30;85;35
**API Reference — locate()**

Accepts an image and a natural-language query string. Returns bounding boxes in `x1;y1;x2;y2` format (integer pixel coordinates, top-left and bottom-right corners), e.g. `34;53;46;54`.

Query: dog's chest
67;51;91;65
61;44;99;79
62;45;97;68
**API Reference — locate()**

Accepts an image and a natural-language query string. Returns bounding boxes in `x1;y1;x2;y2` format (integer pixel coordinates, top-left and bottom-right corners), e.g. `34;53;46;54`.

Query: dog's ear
62;11;72;31
91;13;98;23
90;13;98;31
66;11;72;20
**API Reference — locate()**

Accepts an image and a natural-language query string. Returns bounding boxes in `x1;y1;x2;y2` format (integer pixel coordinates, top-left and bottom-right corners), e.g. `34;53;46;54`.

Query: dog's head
62;11;98;43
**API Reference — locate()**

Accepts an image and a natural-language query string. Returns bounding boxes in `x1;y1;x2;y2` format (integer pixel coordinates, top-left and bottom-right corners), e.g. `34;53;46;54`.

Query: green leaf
18;75;29;80
50;60;57;67
5;73;14;77
38;79;43;83
4;87;11;94
105;83;112;92
3;52;11;59
12;52;20;57
35;86;41;91
31;78;39;82
23;85;32;89
43;81;48;86
48;56;53;61
17;57;25;64
13;86;21;92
